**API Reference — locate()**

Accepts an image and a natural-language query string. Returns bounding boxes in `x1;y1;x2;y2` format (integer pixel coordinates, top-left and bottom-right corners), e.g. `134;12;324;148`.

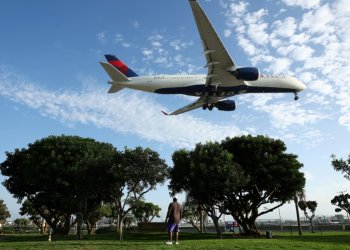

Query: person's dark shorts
167;223;179;232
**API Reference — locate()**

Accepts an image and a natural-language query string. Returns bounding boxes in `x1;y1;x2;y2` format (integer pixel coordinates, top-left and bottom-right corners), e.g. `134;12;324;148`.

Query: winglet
161;111;169;116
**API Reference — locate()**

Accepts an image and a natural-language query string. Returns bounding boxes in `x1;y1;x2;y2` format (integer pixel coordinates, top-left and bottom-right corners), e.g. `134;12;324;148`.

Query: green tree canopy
331;154;350;180
221;135;305;235
331;154;350;219
13;218;31;227
0;199;11;224
331;193;350;215
132;200;161;223
170;142;245;237
298;200;317;233
0;135;121;235
109;146;169;240
170;135;305;236
19;199;48;234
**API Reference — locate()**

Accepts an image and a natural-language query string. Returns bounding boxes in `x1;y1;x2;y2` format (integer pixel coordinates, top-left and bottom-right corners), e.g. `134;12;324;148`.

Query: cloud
299;4;334;34
224;29;232;38
0;67;246;149
133;21;140;29
281;0;320;9
221;0;350;133
142;49;153;57
97;32;106;44
169;39;194;51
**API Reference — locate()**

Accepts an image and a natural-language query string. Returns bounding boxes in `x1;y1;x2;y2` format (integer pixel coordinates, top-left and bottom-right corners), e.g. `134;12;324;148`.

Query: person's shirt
167;201;182;224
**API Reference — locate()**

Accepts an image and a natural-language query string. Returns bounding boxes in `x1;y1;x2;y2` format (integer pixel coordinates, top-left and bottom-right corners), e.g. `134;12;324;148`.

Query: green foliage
298;200;317;232
19;199;48;234
132;200;161;223
298;201;317;214
84;202;114;235
331;154;350;216
95;226;116;234
0;135;120;235
171;142;246;237
331;193;350;214
13;218;31;227
331;154;350;180
0;199;10;224
170;135;305;236
221;135;305;234
112;146;169;240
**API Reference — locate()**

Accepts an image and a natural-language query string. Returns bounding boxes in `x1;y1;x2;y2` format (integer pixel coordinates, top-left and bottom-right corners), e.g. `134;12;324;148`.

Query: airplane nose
298;81;307;91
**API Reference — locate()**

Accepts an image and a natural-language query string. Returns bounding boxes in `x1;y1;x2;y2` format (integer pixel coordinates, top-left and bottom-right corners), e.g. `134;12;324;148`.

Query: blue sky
1;0;350;221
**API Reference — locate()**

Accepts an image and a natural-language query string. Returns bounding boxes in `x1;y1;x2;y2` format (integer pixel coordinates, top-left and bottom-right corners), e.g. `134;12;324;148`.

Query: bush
95;226;116;234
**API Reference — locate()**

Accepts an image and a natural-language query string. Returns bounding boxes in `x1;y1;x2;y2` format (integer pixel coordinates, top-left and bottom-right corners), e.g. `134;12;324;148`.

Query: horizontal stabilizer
99;62;130;82
108;85;125;93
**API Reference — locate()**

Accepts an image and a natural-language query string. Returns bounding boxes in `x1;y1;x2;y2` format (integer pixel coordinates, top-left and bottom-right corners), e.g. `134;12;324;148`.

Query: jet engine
230;67;259;81
215;100;236;111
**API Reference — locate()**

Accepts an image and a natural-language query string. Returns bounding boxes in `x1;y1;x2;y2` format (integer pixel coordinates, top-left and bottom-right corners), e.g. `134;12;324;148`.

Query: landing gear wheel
208;104;214;111
294;92;299;101
202;104;208;110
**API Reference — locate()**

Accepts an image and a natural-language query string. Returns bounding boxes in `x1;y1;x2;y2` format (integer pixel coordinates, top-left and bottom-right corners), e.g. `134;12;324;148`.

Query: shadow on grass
275;232;350;246
2;231;350;246
1;232;219;243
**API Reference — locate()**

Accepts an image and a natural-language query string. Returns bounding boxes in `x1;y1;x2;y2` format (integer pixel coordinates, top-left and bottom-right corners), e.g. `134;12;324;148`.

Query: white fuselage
112;74;306;98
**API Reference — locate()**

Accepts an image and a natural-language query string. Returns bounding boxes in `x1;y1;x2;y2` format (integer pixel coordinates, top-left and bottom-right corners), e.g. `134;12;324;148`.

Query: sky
0;0;350;222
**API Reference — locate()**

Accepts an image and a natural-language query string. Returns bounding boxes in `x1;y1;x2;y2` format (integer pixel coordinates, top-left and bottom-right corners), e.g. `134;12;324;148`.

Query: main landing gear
202;104;214;111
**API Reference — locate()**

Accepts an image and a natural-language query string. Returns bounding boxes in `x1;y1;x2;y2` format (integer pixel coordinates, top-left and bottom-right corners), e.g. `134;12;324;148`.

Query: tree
331;154;350;221
298;200;317;233
0;135;120;236
331;154;350;180
170;136;305;236
0;200;10;224
20;199;48;234
84;202;113;235
170;142;245;238
109;147;169;240
220;135;305;235
132;200;161;223
331;193;350;219
181;195;203;233
294;190;305;236
13;218;31;228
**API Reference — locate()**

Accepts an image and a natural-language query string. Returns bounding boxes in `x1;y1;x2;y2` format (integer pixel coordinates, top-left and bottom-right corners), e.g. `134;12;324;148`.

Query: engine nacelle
215;100;236;111
231;67;259;81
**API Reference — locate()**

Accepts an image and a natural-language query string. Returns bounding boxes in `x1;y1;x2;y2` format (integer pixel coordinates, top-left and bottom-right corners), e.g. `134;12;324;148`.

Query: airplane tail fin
104;54;138;77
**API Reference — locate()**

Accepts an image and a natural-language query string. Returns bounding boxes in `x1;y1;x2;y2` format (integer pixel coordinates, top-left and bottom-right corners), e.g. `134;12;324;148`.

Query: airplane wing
189;0;244;87
162;96;226;116
163;1;242;116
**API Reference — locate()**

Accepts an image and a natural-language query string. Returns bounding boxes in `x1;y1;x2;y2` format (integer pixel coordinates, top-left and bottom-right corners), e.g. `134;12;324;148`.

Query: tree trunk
118;218;124;240
240;221;258;235
294;196;302;236
310;219;314;233
233;214;259;236
200;209;204;233
189;219;201;232
76;213;83;240
212;217;222;239
86;221;93;235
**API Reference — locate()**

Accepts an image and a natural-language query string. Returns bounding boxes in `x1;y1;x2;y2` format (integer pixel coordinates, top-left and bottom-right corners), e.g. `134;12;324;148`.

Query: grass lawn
1;231;350;249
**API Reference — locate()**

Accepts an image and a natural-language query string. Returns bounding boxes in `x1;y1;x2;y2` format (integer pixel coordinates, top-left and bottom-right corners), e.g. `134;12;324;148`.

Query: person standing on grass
165;196;182;245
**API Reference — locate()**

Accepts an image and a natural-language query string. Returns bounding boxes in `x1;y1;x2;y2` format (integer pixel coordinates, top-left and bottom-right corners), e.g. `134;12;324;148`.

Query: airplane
100;0;306;115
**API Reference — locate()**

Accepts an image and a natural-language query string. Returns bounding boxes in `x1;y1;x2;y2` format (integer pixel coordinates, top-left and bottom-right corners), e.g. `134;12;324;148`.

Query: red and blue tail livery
104;55;138;77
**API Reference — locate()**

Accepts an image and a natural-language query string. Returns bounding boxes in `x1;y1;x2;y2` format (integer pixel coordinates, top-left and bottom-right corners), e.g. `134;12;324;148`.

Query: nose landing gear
294;92;299;101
